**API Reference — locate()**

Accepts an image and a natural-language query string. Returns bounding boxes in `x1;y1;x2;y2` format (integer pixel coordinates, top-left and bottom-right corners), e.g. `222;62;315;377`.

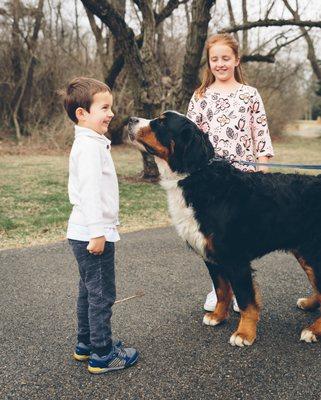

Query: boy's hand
87;236;106;255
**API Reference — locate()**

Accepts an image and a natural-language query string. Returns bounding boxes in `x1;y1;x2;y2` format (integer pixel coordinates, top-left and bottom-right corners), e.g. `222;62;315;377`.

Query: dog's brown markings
205;234;214;254
232;286;261;344
293;251;321;311
137;126;169;160
305;316;321;338
233;304;260;345
293;251;321;339
205;276;233;324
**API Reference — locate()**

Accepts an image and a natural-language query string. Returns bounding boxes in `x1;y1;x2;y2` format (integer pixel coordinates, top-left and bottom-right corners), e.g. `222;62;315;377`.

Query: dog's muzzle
127;116;151;142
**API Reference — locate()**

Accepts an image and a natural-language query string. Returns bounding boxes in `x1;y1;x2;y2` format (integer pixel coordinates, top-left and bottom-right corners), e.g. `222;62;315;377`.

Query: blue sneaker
88;345;138;374
73;342;91;361
73;339;123;362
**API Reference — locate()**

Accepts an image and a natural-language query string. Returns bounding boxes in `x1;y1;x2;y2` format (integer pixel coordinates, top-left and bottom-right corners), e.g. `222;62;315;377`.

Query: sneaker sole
203;305;216;312
73;353;90;362
88;354;139;374
204;306;240;313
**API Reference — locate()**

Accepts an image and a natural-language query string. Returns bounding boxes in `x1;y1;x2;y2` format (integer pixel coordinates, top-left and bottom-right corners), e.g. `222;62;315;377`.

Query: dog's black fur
129;111;321;344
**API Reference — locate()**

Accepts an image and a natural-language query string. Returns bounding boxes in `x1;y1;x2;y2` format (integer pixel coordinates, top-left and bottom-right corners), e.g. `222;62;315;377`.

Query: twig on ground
115;290;145;304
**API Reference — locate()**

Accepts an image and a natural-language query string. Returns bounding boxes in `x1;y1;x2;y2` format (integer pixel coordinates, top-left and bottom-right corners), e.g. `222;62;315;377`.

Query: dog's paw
203;313;225;326
297;298;308;310
297;297;320;311
300;329;318;343
229;332;255;347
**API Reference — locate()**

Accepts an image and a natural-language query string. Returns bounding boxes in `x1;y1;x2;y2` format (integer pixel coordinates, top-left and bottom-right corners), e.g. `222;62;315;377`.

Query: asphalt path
1;227;320;400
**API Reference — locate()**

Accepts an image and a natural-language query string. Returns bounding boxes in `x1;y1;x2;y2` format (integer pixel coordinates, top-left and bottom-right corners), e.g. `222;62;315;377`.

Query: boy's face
77;91;114;135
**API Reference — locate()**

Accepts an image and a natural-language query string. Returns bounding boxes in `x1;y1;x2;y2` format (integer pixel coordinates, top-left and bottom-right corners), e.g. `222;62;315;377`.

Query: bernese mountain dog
127;110;321;347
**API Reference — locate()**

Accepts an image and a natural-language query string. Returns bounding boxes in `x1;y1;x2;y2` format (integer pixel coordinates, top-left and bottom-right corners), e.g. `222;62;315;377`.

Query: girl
187;33;274;313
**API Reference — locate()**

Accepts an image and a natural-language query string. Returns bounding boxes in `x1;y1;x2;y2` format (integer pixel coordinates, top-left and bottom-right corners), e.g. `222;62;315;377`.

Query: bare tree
175;0;216;112
1;0;321;149
10;0;44;141
79;0;195;180
283;0;321;91
242;0;248;53
85;0;126;87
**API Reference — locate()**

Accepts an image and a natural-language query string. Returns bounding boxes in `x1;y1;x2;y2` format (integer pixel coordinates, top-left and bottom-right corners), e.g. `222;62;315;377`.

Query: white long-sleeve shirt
67;125;120;242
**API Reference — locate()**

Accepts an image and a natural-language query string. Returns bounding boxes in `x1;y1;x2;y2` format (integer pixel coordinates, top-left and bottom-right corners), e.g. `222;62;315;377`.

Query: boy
64;76;138;374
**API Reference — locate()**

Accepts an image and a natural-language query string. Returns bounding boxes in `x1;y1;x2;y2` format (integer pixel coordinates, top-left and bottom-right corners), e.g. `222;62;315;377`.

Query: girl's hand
257;156;269;173
87;236;106;255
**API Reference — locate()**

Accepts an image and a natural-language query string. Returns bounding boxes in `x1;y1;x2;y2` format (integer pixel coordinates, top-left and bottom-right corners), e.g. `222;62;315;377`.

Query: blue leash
237;160;321;170
209;158;321;170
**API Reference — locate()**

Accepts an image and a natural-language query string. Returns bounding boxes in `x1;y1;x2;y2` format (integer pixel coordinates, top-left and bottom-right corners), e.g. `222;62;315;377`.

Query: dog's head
127;111;214;174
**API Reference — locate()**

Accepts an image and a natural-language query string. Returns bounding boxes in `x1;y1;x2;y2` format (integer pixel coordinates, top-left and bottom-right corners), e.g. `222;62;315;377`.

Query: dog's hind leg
292;251;321;311
203;261;233;326
226;263;261;347
292;251;321;343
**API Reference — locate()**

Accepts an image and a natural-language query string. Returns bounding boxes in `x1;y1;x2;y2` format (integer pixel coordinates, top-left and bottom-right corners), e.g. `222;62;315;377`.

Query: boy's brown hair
63;77;111;123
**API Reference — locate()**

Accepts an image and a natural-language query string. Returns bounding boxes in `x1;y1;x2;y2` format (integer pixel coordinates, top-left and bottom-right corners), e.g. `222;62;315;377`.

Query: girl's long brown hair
196;33;246;98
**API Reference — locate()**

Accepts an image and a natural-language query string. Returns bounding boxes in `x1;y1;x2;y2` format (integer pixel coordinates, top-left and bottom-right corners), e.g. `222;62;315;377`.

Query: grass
0;145;169;250
272;136;321;174
0;137;320;250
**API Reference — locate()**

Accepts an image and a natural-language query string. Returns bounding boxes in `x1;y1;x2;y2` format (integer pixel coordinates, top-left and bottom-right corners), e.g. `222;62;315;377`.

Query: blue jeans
69;239;116;355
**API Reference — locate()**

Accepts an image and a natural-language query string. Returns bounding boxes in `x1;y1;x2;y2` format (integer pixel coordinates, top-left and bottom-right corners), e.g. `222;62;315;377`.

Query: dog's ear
183;129;214;173
169;125;214;173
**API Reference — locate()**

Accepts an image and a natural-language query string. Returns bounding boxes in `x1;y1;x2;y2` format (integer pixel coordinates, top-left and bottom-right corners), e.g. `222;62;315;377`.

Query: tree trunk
81;0;165;179
10;0;23;131
242;0;248;53
10;0;44;139
141;151;160;182
175;0;216;113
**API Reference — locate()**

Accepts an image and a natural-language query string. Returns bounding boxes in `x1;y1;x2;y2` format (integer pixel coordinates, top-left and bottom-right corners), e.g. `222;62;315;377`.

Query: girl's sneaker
204;290;240;313
73;339;123;362
232;297;240;313
203;290;217;312
88;345;138;374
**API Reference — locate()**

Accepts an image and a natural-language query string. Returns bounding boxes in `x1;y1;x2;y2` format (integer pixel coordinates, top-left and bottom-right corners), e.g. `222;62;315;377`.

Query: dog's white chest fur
156;159;207;258
167;185;207;258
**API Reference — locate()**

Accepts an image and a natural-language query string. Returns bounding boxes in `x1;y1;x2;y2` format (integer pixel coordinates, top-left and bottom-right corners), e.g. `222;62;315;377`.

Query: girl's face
208;43;240;83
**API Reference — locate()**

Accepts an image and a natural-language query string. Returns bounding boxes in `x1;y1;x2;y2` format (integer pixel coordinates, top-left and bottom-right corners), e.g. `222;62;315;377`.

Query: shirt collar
74;125;111;146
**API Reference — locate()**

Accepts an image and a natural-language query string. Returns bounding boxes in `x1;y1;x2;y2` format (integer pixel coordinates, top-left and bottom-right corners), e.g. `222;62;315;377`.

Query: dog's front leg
227;263;261;347
203;261;233;326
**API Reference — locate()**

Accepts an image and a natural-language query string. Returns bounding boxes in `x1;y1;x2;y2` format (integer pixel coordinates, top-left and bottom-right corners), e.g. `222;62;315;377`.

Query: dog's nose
128;117;139;125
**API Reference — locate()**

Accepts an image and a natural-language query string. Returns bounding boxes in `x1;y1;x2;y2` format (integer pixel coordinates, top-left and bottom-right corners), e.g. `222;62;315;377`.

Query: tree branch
220;18;321;33
283;0;321;82
155;0;188;25
241;54;275;63
268;30;309;57
80;0;147;86
264;0;275;19
226;0;239;42
82;0;185;89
